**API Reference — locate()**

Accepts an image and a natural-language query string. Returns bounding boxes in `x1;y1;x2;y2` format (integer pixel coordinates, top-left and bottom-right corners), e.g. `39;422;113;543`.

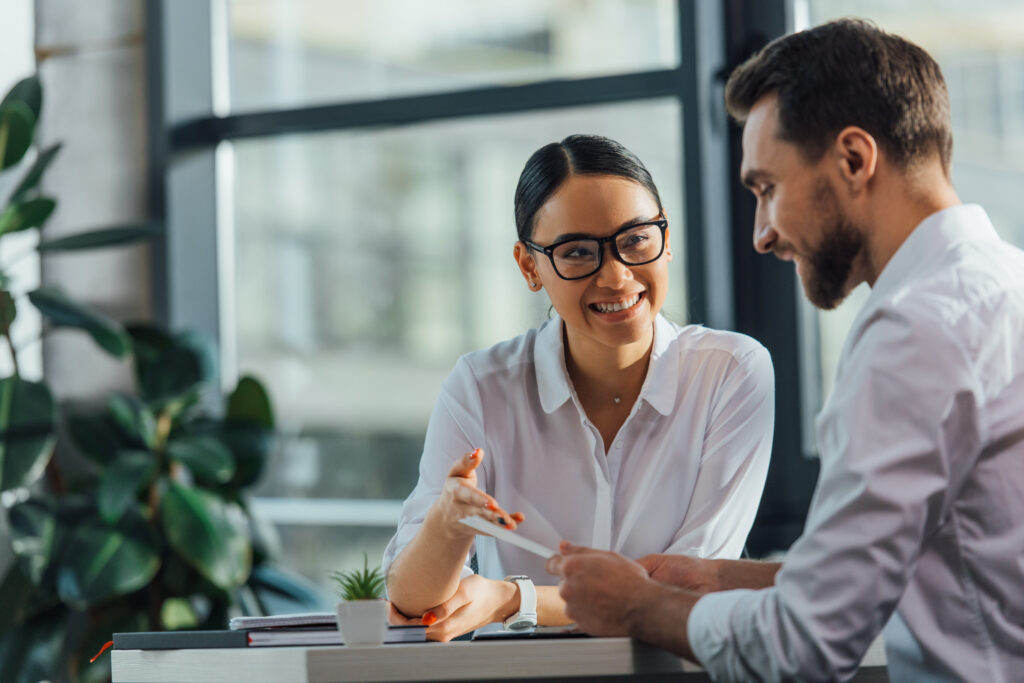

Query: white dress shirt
689;205;1024;682
383;314;774;590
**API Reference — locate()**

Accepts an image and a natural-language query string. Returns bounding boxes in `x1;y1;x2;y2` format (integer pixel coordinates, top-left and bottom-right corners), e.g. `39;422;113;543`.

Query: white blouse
383;314;774;586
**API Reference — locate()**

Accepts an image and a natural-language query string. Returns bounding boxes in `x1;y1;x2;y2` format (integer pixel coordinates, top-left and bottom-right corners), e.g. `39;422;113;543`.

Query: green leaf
1;76;42;121
9;143;60;203
0;197;56;235
66;409;141;466
127;324;214;406
37;223;162;252
166;435;234;484
0;377;57;492
8;499;57;585
55;510;160;609
187;418;275;489
0;608;67;683
0;564;34;637
107;394;158;450
0;290;16;330
0;101;35;170
28;287;131;357
161;481;251;590
97;450;158;524
161;597;199;630
227;376;274;428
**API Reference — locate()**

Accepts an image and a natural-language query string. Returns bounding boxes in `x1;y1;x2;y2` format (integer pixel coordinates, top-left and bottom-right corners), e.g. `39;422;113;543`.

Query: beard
799;181;864;310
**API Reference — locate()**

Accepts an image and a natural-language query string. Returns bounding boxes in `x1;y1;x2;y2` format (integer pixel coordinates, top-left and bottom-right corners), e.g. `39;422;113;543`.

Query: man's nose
752;207;777;254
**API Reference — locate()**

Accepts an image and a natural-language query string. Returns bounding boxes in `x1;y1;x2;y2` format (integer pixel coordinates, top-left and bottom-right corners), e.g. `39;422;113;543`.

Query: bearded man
547;18;1024;682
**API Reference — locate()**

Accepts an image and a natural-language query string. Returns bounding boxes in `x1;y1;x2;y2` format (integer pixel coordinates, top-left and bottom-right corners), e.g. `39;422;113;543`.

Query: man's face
740;95;866;310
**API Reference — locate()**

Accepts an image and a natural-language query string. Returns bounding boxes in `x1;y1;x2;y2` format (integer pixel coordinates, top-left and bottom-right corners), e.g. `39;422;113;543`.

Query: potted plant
329;554;387;646
0;76;328;683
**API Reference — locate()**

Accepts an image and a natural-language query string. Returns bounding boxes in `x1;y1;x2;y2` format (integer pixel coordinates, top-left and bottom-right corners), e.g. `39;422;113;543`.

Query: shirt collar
534;314;680;416
867;204;998;306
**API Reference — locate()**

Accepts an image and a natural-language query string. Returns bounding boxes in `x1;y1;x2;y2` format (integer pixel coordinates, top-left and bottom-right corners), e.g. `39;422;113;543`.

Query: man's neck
861;163;961;286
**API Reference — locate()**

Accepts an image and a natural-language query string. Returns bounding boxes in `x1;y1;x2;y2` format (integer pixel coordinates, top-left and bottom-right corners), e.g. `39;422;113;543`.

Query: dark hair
724;18;952;172
513;134;664;242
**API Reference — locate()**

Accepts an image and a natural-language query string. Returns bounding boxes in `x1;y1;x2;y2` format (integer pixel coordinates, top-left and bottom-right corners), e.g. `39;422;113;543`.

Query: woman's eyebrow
551;215;660;243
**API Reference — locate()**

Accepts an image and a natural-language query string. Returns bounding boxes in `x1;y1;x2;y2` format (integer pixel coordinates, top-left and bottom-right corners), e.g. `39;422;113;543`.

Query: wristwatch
502;575;538;631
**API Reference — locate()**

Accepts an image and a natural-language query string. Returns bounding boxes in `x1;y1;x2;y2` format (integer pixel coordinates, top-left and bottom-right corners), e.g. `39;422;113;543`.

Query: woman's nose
593;246;632;286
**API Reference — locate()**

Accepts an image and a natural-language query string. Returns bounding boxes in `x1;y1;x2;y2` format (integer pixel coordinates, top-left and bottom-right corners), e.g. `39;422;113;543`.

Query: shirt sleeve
687;310;985;682
663;344;775;559
382;357;488;580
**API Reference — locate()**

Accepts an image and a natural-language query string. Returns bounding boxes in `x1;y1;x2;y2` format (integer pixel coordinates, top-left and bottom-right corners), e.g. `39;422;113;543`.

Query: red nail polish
486;503;499;512
423;612;437;626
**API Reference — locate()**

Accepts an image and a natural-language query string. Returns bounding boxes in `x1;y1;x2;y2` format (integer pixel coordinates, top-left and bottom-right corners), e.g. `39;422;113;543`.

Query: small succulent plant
329;553;386;601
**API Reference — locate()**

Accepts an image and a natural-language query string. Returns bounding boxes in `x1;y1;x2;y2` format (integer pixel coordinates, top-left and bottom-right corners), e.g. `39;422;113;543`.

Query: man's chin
800;270;850;311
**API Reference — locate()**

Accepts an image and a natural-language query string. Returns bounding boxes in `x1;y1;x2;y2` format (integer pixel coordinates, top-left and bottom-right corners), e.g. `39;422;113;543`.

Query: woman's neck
563;323;655;406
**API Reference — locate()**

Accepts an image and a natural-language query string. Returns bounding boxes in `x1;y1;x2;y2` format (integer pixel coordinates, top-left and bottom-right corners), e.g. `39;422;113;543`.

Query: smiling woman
382;135;776;641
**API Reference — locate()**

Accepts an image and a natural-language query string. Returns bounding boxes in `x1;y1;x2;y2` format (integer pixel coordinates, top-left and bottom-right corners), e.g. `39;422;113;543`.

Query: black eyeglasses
523;219;668;281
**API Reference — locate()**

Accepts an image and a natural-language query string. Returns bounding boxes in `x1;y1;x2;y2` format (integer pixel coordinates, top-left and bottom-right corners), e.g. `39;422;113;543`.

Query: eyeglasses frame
522;218;669;281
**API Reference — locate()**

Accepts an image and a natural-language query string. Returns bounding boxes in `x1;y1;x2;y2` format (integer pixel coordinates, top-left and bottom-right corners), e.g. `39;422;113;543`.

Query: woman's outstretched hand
430;448;524;538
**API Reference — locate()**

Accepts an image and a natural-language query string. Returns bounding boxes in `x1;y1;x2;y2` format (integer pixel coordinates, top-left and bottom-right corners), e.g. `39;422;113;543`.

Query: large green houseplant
0;77;314;683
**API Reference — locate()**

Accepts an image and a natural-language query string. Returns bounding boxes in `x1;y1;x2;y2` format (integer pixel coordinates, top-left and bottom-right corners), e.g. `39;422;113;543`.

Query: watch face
506;619;535;631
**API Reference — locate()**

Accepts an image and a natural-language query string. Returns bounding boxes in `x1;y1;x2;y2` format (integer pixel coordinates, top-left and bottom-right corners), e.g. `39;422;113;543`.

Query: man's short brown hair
725;18;953;172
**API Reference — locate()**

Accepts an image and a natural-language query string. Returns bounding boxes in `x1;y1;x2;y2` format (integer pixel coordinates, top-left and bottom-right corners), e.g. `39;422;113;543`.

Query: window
151;0;723;591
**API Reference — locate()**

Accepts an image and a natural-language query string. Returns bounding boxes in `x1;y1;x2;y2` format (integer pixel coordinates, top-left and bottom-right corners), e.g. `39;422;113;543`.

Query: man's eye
760;185;774;199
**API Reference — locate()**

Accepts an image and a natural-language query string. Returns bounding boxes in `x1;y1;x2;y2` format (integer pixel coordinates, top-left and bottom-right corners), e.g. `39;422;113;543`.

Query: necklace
613;396;622;404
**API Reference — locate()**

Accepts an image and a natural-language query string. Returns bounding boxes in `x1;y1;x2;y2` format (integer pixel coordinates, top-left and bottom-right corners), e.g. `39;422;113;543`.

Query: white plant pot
336;599;388;646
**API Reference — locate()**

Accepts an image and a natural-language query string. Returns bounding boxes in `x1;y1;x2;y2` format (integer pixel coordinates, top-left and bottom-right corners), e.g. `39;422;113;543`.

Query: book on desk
113;611;426;649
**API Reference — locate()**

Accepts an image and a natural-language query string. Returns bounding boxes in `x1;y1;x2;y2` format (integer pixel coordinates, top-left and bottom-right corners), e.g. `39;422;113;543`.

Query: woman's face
514;173;671;357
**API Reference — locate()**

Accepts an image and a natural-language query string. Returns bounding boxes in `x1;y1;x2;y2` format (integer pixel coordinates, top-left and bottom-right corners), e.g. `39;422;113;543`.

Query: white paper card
459;516;558;559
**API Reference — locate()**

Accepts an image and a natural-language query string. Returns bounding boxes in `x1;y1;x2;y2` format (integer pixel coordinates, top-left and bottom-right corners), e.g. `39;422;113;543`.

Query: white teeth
594;294;641;313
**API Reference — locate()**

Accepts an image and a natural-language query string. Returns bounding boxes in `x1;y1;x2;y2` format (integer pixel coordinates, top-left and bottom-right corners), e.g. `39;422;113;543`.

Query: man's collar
868;204;997;305
534;314;679;416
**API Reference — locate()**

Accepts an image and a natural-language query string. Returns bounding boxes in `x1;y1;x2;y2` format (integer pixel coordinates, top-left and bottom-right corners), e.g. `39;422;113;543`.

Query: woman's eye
622;233;649;248
563;247;595;259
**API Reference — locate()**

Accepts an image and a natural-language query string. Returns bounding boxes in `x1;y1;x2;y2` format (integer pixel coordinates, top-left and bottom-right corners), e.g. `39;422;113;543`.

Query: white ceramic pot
336;599;388;646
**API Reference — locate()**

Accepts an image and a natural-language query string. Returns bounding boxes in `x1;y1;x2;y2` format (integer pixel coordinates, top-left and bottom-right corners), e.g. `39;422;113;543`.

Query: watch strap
502;575;537;630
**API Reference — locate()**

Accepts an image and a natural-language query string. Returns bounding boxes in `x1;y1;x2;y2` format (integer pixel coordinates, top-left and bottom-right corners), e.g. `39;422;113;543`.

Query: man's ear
513;242;542;291
834;126;878;193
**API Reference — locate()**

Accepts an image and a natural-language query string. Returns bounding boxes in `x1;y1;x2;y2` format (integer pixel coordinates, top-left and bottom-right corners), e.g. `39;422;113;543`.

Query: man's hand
545;541;655;637
390;575;518;642
636;554;721;594
547;541;700;660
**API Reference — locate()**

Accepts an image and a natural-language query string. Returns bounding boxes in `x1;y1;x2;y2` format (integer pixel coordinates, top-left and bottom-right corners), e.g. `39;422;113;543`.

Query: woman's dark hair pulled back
513;134;664;242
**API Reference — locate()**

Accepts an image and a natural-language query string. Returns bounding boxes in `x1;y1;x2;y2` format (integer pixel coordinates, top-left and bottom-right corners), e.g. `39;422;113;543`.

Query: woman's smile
588;291;646;317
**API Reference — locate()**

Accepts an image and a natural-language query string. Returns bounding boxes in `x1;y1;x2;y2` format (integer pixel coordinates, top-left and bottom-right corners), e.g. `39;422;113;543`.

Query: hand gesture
430;448;524;540
390;575;516;642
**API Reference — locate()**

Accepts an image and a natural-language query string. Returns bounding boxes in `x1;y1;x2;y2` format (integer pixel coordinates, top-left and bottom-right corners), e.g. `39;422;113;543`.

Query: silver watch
502;575;538;631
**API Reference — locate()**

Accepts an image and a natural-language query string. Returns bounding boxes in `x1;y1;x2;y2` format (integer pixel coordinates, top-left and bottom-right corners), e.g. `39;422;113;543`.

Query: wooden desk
112;635;889;682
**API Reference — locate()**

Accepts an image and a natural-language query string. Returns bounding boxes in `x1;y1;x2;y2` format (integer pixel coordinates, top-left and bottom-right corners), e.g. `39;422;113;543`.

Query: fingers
388;602;422;626
447;480;522;530
447;448;484;478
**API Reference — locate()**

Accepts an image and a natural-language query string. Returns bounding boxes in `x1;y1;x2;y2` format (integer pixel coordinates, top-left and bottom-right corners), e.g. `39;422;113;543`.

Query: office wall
35;0;152;400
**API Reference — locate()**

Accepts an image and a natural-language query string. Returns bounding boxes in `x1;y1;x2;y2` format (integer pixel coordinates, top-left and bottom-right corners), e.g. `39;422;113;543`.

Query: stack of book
113;611;426;650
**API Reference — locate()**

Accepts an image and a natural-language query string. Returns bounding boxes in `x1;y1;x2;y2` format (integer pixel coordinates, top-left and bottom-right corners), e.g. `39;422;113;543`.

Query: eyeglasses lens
551;224;663;279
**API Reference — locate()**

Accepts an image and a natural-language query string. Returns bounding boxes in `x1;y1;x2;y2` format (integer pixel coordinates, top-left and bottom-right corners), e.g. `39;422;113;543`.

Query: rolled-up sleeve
687;311;983;681
382;357;487;579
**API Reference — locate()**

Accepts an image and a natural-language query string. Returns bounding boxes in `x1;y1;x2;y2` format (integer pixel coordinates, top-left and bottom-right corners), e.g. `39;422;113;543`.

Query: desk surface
112;635;889;683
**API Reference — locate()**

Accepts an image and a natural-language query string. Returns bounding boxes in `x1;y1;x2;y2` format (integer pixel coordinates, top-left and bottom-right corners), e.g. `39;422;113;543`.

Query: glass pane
226;0;678;112
797;1;1024;417
232;100;685;583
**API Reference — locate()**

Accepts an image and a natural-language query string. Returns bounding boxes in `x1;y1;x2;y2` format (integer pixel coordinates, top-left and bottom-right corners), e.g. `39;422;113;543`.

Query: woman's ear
513;242;543;291
834;126;878;193
664;223;672;261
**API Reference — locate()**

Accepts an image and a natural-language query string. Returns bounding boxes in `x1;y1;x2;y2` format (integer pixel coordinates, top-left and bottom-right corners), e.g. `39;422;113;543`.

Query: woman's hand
392;575;518;642
428;448;524;539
